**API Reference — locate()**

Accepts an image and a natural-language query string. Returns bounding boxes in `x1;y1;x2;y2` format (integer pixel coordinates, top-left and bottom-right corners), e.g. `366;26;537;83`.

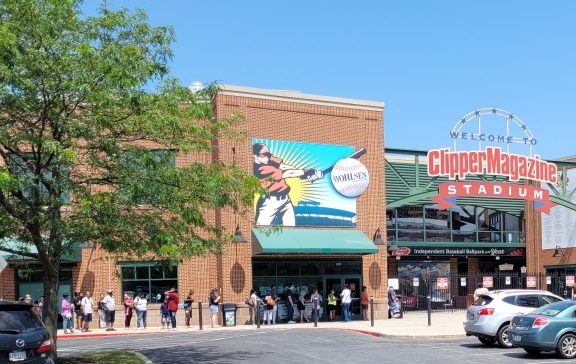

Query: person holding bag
61;293;74;334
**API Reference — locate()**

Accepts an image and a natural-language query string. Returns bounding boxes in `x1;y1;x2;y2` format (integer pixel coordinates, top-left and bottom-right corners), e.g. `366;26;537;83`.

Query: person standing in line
97;293;107;328
297;290;310;323
81;291;94;332
123;293;134;329
38;296;44;321
165;286;179;330
473;283;489;301
360;286;370;321
388;286;398;319
134;292;148;330
263;293;275;325
73;292;84;331
160;298;170;330
61;293;74;334
184;289;195;328
248;288;257;325
24;294;32;304
310;288;323;321
102;289;116;331
285;284;296;324
269;288;278;325
208;288;221;328
327;289;337;322
340;284;352;322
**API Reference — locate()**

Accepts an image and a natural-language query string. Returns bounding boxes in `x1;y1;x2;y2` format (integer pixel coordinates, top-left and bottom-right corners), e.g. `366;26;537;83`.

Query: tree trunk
40;258;61;358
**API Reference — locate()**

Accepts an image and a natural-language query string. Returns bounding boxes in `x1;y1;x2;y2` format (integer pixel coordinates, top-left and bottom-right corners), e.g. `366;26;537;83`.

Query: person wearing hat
102;289;116;331
61;293;74;334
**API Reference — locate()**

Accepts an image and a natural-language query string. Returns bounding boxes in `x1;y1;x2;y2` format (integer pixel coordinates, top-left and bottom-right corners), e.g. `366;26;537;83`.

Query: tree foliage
0;0;259;350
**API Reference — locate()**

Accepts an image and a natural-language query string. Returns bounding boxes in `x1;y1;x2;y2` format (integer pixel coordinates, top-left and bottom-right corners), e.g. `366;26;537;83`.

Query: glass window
516;295;539;308
300;262;322;275
277;262;299;276
253;262;276;276
341;261;361;275
120;262;177;303
323;263;342;275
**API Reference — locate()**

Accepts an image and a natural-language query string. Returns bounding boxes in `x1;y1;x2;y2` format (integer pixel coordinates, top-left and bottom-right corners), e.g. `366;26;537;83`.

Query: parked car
0;300;55;363
510;300;576;358
464;289;564;348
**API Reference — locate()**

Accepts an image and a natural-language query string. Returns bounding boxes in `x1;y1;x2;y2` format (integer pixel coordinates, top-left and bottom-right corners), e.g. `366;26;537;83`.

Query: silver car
464;289;564;348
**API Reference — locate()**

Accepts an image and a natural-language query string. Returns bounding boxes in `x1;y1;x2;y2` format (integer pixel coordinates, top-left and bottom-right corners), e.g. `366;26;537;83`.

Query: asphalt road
58;329;571;363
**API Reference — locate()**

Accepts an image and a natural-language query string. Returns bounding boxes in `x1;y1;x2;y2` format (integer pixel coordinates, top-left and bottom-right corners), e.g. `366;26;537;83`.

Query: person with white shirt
340;284;352;322
81;291;94;332
133;292;148;329
102;289;116;331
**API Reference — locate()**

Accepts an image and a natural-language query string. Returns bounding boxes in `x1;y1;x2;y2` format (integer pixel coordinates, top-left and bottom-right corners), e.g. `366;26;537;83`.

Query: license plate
9;350;26;361
512;334;521;342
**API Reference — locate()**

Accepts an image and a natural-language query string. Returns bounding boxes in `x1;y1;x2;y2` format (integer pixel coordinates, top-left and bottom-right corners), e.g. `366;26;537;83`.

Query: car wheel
478;337;496;346
524;349;541;356
497;324;514;348
556;333;576;359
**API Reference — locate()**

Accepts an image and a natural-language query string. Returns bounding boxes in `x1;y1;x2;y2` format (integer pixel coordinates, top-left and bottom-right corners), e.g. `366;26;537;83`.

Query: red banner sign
432;181;556;213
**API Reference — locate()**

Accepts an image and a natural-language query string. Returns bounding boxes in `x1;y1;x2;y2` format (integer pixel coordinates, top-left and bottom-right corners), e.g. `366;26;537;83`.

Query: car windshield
0;308;44;332
530;301;576;316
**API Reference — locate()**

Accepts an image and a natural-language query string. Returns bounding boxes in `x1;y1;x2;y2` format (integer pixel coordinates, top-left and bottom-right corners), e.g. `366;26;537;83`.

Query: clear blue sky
85;1;576;160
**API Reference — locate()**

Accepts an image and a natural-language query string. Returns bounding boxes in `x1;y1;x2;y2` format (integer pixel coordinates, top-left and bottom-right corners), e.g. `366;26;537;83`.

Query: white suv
464;289;563;348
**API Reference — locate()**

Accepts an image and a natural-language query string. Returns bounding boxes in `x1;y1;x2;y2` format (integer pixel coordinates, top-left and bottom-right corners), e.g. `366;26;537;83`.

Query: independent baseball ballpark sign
428;109;557;214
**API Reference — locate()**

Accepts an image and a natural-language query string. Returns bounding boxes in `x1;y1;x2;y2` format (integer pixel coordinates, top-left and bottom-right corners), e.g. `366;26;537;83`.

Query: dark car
0;300;54;364
510;300;576;359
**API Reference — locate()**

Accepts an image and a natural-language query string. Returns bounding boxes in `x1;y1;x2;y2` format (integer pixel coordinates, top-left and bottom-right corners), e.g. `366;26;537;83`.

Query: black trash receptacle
222;303;237;327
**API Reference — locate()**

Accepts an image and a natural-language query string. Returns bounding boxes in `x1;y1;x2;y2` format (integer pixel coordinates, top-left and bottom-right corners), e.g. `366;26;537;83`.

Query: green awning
252;228;379;254
0;238;81;262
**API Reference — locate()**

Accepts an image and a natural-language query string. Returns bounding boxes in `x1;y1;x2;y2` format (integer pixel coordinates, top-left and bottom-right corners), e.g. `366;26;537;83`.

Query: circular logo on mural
330;158;370;197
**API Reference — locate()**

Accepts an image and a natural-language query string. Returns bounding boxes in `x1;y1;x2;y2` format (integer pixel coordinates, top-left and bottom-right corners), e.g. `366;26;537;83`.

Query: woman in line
208;288;221;328
360;286;370;321
97;293;107;328
184;289;195;328
61;293;74;334
249;288;258;325
123;293;134;329
298;290;310;323
134;292;148;329
327;289;337;322
73;292;84;330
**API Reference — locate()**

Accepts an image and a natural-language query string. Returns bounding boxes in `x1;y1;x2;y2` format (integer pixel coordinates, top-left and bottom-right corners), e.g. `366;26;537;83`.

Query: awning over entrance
251;228;379;254
0;238;81;262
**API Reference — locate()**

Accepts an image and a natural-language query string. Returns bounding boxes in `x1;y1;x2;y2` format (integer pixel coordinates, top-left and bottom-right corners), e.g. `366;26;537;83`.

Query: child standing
160;299;170;330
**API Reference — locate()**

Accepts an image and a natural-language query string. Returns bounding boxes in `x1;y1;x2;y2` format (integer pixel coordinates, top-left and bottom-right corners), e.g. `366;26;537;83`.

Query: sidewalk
57;311;468;341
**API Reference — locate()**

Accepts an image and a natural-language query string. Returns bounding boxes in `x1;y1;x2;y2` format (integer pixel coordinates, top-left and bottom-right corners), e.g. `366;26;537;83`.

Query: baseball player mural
252;139;370;227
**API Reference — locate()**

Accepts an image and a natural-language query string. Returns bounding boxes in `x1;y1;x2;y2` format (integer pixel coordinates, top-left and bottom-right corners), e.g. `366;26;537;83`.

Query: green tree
0;0;259;352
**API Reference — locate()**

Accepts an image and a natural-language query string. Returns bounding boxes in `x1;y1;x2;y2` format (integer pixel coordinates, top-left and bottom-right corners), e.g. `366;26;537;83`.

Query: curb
380;334;469;341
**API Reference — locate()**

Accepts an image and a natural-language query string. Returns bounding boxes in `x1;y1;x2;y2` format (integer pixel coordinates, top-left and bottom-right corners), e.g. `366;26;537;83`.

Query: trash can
222;303;237;327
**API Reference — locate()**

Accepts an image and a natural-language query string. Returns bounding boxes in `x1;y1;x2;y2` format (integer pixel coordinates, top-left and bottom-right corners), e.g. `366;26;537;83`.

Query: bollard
427;295;431;326
198;300;203;330
370;296;374;327
313;297;318;327
256;299;261;328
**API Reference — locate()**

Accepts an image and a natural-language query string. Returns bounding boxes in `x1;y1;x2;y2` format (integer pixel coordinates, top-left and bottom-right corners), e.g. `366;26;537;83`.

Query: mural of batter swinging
252;139;370;227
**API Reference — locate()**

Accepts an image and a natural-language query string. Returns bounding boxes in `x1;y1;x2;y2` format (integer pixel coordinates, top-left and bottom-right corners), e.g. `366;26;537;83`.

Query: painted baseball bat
323;147;367;173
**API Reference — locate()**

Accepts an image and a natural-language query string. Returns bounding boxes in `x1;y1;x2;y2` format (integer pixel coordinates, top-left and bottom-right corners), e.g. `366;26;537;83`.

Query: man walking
102;289;116;331
165;286;179;330
340;284;352;322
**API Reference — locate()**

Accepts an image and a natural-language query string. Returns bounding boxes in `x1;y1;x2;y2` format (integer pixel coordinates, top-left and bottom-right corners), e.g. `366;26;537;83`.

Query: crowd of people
15;283;391;335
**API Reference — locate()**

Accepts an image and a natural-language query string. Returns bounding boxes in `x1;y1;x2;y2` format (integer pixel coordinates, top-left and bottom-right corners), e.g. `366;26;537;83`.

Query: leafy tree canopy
0;0;259;347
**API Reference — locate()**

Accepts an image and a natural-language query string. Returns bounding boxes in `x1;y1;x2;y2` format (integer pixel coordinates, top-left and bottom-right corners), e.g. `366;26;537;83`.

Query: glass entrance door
324;275;362;320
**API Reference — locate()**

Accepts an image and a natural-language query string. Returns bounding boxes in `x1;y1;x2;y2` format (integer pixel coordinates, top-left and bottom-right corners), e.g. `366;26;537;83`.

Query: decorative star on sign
475;110;480;116
460;118;466;124
508;113;514;120
521;124;527;130
492;108;497;114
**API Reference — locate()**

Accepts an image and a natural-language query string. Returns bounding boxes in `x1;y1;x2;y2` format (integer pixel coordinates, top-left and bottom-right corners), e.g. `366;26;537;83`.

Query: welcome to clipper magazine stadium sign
427;108;557;214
